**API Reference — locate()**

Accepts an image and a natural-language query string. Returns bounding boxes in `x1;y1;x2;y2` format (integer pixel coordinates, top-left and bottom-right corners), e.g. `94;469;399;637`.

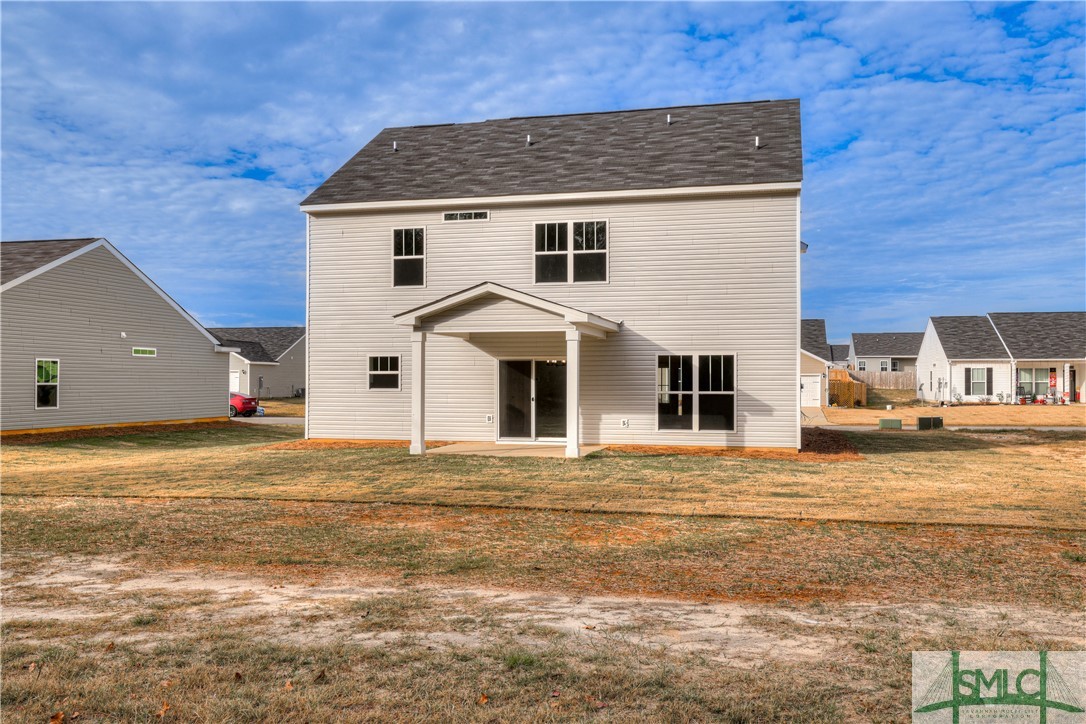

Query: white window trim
35;358;60;410
969;367;989;397
858;360;867;371
880;360;889;372
132;347;157;357
532;219;609;286
654;353;738;434
367;354;402;391
442;210;489;222
391;227;426;289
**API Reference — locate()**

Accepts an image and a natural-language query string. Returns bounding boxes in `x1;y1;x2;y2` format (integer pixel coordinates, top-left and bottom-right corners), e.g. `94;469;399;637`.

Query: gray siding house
1;238;233;431
301;100;803;456
916;312;1086;403
848;332;924;373
209;327;306;398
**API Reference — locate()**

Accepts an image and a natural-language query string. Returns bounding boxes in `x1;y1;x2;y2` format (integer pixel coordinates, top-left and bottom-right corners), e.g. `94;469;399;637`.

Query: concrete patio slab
428;442;607;458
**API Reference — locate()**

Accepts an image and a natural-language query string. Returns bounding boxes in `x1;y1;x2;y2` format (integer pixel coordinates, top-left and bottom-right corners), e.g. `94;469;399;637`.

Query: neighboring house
1;238;233;432
849;332;924;373
800;319;831;407
208;327;306;398
916;312;1086;403
829;344;851;369
301;100;804;456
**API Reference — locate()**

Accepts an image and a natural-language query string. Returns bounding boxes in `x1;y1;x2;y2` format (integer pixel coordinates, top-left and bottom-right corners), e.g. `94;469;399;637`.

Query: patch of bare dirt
5;556;1082;666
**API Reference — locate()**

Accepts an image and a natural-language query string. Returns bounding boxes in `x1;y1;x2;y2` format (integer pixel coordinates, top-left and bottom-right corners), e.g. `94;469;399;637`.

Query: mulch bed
1;421;236;446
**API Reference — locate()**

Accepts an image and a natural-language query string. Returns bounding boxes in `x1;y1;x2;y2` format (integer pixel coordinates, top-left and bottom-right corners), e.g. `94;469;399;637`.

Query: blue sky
2;2;1083;343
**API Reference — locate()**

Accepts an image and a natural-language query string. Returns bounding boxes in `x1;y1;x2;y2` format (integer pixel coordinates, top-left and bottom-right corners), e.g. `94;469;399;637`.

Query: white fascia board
984;314;1015;363
216;346;242;354
230;351;280;366
1;238;224;349
301;181;802;215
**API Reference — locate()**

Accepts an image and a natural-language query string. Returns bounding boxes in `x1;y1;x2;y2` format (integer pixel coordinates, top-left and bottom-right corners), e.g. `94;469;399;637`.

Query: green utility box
878;418;903;430
917;416;944;430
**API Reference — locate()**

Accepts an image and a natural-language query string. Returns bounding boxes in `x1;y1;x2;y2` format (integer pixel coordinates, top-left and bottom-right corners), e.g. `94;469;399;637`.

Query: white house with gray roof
208;327;306;398
915;312;1086;404
0;238;234;432
301;100;804;455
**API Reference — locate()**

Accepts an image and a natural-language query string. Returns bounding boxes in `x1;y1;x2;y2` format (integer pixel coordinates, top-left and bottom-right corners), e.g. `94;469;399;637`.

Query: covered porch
393;282;621;458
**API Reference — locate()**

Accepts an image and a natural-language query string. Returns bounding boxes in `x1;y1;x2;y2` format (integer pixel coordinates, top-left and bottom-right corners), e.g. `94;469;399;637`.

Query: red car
229;392;259;418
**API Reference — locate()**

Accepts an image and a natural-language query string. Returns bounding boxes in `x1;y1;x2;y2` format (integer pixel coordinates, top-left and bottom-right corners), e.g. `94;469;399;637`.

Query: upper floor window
534;221;607;284
132;347;157;357
36;359;59;409
443;211;489;222
393;228;425;287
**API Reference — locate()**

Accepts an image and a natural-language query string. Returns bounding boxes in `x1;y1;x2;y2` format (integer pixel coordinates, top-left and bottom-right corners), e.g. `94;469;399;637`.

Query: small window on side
132;348;157;357
36;359;59;409
443;211;489;222
368;356;401;390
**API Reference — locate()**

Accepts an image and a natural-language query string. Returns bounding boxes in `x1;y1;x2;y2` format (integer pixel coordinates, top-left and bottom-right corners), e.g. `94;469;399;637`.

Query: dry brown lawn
823;403;1086;426
2;424;1083;528
3;424;1084;721
2;496;1083;721
258;397;305;417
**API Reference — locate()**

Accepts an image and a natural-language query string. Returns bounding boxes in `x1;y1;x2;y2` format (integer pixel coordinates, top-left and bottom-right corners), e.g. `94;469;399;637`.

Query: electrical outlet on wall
620;419;630;428
485;414;494;424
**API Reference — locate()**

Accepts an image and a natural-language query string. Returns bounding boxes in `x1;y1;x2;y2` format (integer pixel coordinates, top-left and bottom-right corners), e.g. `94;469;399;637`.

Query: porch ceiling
392;281;620;337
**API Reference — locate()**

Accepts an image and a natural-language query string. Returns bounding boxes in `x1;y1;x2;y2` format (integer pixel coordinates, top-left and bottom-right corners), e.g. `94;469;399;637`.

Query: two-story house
301;100;803;456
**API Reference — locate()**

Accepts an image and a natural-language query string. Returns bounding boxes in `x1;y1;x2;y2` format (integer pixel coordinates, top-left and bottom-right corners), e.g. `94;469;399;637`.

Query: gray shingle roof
207;327;305;363
1;238;102;285
988;312;1086;360
830;344;851;363
303;99;802;206
930;317;1010;360
851;332;924;358
801;319;831;361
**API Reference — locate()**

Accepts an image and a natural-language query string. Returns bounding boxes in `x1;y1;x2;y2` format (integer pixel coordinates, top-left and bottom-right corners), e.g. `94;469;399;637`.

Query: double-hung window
969;367;988;396
36;359;59;409
880;360;889;372
657;354;736;431
534;221;607;283
368;356;400;390
858;360;866;371
392;228;425;287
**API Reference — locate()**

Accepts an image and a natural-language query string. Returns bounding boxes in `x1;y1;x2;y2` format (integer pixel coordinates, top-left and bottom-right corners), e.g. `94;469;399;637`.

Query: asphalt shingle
988;312;1086;360
851;332;924;358
930;317;1010;360
303;99;802;206
1;238;102;285
208;327;305;362
801;319;831;361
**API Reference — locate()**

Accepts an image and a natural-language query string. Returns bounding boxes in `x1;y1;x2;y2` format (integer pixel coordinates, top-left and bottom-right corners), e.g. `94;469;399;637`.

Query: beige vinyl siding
258;335;306;398
800;351;827;406
308;191;799;447
1;246;227;430
228;353;251;395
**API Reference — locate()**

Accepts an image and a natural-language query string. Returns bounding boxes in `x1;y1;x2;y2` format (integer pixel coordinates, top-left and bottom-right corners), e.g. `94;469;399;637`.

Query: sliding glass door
498;359;566;440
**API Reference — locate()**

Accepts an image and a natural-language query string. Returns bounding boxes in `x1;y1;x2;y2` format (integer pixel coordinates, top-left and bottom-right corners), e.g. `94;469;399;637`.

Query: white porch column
565;329;581;458
410;331;426;455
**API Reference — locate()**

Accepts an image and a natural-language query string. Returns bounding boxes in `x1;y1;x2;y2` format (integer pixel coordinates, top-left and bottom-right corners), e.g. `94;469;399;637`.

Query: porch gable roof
393;282;620;334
